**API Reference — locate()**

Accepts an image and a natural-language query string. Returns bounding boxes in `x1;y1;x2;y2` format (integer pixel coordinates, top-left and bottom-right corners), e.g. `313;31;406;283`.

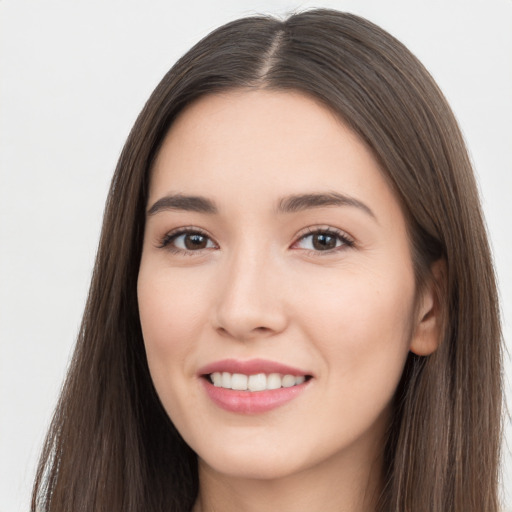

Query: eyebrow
147;194;218;215
147;191;376;220
276;192;376;219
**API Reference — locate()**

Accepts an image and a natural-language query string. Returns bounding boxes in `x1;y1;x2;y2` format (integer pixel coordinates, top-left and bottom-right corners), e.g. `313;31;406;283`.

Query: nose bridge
213;239;286;340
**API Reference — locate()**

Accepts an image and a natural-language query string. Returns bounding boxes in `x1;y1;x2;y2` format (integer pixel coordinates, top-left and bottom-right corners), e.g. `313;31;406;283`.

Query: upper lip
197;358;312;377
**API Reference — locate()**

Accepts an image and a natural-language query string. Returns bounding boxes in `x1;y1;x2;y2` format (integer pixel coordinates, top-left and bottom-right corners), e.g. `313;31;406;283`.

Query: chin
198;449;306;481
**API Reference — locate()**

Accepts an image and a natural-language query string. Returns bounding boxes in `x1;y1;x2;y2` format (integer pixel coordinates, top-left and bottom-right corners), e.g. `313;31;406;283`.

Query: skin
137;89;440;512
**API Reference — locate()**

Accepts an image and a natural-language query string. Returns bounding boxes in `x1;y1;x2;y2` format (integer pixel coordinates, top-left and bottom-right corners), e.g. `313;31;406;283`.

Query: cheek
137;266;208;388
137;267;211;432
303;272;415;442
138;264;205;342
296;263;415;388
300;261;414;331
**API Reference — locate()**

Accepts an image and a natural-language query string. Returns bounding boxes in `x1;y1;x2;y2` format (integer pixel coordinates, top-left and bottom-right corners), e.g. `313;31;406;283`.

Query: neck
192;440;384;512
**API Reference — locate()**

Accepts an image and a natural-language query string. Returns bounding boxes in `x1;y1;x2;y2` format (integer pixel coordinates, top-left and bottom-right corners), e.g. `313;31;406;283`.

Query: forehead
149;89;401;222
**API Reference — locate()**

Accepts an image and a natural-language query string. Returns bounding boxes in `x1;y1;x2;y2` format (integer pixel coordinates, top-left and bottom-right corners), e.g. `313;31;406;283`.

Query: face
138;89;434;482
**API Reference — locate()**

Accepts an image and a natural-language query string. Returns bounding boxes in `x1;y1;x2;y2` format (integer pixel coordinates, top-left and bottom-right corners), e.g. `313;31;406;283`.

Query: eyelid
157;226;218;253
291;225;355;252
156;224;355;255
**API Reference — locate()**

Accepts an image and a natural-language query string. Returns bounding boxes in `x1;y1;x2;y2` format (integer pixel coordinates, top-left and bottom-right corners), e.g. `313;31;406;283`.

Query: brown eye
183;233;209;250
311;233;338;250
165;231;216;252
294;229;353;252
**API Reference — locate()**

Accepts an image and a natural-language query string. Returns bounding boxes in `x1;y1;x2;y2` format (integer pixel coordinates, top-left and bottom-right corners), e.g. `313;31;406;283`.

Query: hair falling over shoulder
32;9;502;512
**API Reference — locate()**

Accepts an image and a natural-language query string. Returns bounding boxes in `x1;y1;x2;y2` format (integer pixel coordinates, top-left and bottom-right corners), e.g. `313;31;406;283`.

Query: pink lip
197;358;310;377
197;358;312;414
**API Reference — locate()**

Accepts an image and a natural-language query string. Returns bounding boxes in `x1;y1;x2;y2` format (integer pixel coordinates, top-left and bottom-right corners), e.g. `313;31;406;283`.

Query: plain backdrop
1;0;511;510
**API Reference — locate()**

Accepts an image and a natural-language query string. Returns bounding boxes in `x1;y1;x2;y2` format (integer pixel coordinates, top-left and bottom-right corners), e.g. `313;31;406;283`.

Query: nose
212;248;288;341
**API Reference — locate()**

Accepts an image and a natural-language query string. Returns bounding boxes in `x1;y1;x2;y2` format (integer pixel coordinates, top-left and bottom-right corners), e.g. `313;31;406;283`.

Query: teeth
267;373;281;390
248;373;266;391
231;373;248;390
282;374;296;388
209;372;307;391
221;372;231;388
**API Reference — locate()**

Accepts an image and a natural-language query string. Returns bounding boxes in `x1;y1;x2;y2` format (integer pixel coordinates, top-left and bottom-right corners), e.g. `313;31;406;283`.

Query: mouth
198;359;313;414
204;372;311;391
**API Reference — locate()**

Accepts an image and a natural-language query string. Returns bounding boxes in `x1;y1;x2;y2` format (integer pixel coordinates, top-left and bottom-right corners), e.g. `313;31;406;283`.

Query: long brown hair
32;9;502;512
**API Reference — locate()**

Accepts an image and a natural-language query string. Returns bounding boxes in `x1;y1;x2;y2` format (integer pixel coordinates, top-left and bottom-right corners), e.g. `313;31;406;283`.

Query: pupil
313;233;336;250
185;234;207;250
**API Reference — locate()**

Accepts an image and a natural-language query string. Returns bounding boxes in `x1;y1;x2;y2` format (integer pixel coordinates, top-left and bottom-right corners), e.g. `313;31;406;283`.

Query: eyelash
158;227;217;256
292;226;355;255
158;226;355;256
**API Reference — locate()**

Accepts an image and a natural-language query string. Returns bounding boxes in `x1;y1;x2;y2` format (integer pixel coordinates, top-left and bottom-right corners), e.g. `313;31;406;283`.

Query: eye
293;228;354;252
160;229;217;253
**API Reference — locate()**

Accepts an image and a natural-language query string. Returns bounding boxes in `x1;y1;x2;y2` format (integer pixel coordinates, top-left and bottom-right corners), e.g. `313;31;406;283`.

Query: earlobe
409;259;446;356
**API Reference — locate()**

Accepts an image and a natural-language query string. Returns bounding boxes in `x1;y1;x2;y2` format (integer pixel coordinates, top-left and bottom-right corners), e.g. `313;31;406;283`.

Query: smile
198;359;313;414
209;372;307;391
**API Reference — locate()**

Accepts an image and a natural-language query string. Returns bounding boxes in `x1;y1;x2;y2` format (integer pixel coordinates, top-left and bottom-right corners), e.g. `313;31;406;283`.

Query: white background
1;0;511;510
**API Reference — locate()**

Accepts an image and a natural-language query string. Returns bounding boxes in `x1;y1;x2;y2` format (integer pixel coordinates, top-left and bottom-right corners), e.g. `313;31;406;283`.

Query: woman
31;9;502;512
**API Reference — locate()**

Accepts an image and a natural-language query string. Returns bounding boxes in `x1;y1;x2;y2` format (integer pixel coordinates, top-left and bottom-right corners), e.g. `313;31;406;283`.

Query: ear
409;259;446;356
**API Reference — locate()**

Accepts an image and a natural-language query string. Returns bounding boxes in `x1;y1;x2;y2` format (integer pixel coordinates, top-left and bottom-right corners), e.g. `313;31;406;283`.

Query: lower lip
201;378;310;414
